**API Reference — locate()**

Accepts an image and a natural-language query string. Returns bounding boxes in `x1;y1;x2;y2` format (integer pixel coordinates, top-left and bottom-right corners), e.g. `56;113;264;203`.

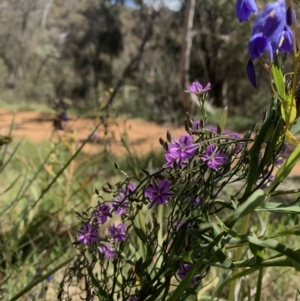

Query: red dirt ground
0;109;185;156
1;109;300;176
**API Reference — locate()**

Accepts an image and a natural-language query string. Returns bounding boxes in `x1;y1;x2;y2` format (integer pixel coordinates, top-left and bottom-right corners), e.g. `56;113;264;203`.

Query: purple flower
108;223;126;242
205;125;218;133
246;59;257;88
249;0;286;61
47;275;53;282
59;100;68;110
189;81;211;94
175;220;184;228
92;132;99;139
230;132;243;154
111;195;130;215
188;196;200;206
111;182;135;215
59;111;68;121
98;243;117;259
164;135;198;168
93;203;111;224
201;144;228;170
278;26;293;53
260;173;274;190
192;120;202;131
235;0;258;22
145;179;175;208
77;224;99;245
248;33;271;61
286;6;296;27
178;263;200;285
275;157;283;167
121;182;136;195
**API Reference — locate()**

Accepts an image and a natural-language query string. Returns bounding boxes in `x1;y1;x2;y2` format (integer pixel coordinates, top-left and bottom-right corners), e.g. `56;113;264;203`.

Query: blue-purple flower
260;173;274;190
189;81;211;94
77;224;99;245
278;26;293;53
201;144;228;170
249;0;286;61
108;223;126;242
59;112;68;121
92;203;111;224
47;275;53;282
188;196;200;206
286;6;296;27
246;59;257;88
275;157;283;167
235;0;258;22
98;243;117;259
164;135;198;168
178;263;200;285
175;220;184;228
145;179;175;208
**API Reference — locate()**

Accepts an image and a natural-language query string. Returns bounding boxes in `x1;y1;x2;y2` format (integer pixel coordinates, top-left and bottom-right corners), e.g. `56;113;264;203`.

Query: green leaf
291;117;300;135
272;58;286;100
256;202;300;213
132;222;147;243
248;236;300;265
167;247;209;301
281;92;297;126
212;245;233;269
219;106;228;133
227;190;267;224
266;142;300;193
145;282;166;301
169;222;189;258
214;268;257;295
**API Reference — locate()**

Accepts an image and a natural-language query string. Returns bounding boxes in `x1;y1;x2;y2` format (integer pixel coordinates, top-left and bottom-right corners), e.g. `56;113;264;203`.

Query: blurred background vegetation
0;0;276;128
2;1;300;300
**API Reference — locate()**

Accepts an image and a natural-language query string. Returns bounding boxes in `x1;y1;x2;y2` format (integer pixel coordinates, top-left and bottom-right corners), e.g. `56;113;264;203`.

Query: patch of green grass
0;98;53;113
205;108;255;133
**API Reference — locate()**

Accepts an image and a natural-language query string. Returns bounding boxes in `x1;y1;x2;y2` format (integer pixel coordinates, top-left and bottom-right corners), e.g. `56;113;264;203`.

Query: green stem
9;257;73;301
228;213;251;301
241;108;276;202
255;269;263;301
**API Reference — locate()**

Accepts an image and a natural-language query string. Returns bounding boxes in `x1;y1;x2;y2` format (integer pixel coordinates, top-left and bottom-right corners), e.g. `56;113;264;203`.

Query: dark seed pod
186;112;193;128
107;182;113;189
163;141;169;151
185;119;190;133
166;131;172;143
141;168;150;176
102;186;112;193
114;162;119;170
159;137;165;146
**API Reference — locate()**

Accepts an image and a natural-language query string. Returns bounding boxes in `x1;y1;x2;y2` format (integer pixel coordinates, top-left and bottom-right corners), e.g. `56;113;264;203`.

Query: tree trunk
179;0;196;109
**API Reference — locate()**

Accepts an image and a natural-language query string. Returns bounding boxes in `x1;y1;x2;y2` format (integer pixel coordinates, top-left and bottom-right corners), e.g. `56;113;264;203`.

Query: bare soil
0;109;185;156
1;109;300;175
